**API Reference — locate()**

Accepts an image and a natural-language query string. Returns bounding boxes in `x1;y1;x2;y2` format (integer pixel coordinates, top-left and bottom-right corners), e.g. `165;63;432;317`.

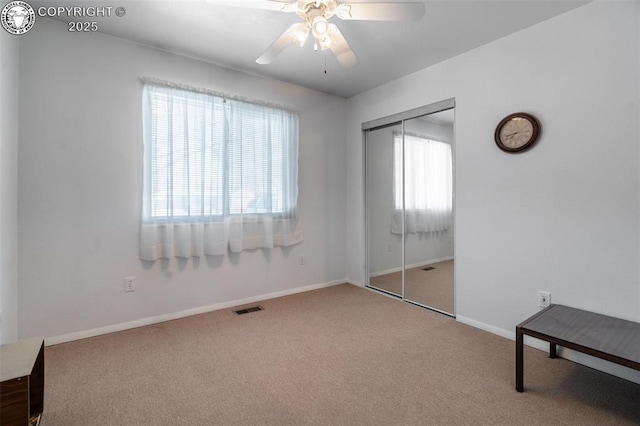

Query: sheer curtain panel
392;133;452;234
140;82;302;261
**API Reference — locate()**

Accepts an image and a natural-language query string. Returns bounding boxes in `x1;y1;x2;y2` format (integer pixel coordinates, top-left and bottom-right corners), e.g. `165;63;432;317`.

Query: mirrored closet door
365;99;455;316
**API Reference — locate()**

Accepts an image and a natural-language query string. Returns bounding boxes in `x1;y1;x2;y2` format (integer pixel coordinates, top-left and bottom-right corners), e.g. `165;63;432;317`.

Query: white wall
18;18;347;341
347;1;640;380
0;30;19;344
637;0;640;320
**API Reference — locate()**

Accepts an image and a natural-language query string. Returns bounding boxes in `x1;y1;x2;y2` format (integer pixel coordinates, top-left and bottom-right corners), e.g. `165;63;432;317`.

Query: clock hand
505;131;520;137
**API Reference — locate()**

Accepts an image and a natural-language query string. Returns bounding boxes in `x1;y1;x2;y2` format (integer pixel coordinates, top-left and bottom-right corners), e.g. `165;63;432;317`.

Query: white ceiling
31;0;588;97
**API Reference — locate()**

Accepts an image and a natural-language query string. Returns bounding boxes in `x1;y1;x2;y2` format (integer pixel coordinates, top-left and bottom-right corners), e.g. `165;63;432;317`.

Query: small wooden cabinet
1;337;44;426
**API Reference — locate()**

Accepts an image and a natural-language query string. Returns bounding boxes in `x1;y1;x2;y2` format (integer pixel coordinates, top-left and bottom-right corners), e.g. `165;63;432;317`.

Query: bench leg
550;342;557;359
516;327;524;392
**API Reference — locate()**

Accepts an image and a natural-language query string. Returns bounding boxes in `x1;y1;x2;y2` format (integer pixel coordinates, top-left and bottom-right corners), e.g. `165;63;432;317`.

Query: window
140;82;302;260
143;84;298;222
392;133;452;233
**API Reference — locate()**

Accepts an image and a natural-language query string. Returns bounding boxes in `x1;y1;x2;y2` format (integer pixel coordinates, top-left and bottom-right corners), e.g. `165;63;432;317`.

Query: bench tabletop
517;304;640;366
0;337;44;382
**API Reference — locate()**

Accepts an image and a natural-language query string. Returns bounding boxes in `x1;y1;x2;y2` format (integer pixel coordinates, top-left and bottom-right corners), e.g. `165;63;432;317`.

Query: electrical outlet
388;243;393;252
125;276;136;292
298;255;305;266
538;291;550;308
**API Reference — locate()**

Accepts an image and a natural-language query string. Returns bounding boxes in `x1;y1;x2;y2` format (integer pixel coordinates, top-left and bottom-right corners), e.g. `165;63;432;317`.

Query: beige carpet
41;284;639;425
369;260;454;314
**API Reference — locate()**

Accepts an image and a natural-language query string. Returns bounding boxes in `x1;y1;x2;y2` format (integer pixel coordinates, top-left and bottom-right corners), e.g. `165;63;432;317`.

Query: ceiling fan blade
206;0;296;12
256;23;310;64
335;2;425;21
327;24;358;68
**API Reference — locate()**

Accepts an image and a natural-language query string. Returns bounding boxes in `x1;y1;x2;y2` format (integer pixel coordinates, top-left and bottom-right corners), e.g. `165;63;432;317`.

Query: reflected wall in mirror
366;122;404;297
365;104;455;316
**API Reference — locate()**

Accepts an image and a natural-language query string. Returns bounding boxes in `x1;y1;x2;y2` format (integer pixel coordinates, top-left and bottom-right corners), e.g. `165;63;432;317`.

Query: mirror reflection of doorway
365;100;455;316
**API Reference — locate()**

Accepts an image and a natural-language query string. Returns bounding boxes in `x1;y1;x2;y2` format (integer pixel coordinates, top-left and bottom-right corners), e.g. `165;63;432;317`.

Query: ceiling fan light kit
290;23;310;47
311;16;329;39
246;0;425;68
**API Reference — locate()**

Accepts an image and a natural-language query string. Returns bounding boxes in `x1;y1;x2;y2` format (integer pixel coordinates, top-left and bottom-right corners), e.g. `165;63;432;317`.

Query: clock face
495;113;540;152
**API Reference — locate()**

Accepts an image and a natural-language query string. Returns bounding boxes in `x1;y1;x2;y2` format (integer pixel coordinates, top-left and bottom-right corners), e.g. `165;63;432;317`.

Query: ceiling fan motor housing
256;0;425;68
297;0;338;20
293;0;338;48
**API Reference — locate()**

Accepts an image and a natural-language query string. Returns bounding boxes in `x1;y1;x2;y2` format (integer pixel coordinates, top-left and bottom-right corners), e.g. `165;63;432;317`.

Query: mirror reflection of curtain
391;133;452;234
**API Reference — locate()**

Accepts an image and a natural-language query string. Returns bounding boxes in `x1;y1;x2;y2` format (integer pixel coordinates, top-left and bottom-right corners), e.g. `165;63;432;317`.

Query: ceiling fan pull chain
324;51;327;74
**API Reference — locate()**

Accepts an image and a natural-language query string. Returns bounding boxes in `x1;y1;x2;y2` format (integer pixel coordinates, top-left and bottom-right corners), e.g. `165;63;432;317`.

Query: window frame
142;83;299;224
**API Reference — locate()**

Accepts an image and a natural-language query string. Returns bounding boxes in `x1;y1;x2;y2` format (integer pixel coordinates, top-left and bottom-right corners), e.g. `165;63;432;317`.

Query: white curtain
392;133;452;234
139;83;302;261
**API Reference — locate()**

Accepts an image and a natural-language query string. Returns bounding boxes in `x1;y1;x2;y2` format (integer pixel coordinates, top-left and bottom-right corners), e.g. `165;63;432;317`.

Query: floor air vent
234;305;264;315
422;267;435;271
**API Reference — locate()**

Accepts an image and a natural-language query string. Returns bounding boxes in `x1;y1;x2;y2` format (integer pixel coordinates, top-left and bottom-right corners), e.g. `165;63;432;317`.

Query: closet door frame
363;98;455;312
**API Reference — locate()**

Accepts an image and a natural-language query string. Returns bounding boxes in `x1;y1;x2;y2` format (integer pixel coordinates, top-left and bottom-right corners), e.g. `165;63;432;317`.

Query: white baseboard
456;315;517;340
456;315;640;385
347;279;364;287
45;279;346;346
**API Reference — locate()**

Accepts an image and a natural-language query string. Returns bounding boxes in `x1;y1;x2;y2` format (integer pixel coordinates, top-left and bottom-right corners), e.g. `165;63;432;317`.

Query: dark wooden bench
1;337;45;425
516;304;640;392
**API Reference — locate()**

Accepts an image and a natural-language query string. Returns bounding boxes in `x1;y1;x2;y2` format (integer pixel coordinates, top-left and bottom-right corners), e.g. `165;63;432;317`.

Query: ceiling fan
211;1;425;68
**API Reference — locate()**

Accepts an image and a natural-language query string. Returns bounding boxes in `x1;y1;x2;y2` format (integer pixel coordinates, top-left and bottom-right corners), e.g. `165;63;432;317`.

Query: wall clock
494;112;540;153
